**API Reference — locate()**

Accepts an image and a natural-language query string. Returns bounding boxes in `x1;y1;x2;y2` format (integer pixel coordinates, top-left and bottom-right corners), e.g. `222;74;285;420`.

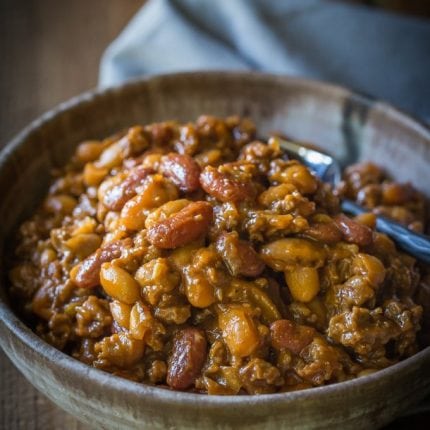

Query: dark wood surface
0;1;142;429
0;0;428;429
0;0;143;145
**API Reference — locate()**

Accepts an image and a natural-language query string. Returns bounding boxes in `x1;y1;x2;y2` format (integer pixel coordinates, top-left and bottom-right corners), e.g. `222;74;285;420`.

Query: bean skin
215;232;265;277
147;201;213;249
334;214;373;246
219;305;260;357
100;263;141;304
260;238;326;271
199;166;255;203
159;153;201;193
303;222;343;244
167;328;207;390
71;240;124;288
285;267;320;303
102;166;153;211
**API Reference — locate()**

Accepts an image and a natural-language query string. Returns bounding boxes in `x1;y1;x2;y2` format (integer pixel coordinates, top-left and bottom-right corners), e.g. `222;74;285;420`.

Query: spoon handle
341;200;430;264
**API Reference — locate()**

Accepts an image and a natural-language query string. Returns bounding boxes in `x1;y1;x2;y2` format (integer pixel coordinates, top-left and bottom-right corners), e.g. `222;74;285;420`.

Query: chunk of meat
296;337;347;385
328;306;401;359
270;319;316;354
239;358;284;394
75;296;112;338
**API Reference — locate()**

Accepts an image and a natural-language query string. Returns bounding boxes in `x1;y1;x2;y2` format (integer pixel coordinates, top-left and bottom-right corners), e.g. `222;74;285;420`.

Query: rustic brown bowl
0;72;429;429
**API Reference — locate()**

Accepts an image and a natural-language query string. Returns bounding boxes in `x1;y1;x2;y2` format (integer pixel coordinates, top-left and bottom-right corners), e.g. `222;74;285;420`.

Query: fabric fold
99;0;430;122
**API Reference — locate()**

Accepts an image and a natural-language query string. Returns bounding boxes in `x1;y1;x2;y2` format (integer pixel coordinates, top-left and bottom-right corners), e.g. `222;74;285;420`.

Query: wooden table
0;1;142;428
0;1;428;429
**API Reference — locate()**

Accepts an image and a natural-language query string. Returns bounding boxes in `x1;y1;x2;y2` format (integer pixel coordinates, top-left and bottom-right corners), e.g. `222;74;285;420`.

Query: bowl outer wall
0;71;429;429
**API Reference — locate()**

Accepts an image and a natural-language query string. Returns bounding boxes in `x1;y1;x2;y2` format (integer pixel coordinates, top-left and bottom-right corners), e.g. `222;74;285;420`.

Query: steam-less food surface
8;115;428;395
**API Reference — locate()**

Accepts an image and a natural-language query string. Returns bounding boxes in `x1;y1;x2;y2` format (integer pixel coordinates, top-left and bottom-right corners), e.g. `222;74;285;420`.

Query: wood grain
0;0;143;145
0;1;142;429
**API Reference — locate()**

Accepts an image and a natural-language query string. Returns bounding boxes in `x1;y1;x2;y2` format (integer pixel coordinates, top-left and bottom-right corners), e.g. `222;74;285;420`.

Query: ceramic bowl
0;72;429;430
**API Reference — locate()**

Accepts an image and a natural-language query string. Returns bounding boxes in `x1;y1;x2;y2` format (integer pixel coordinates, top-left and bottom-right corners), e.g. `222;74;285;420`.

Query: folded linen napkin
99;0;430;123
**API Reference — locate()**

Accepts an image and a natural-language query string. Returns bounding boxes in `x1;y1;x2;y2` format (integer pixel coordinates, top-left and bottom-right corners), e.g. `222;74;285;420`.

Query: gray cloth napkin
99;0;430;123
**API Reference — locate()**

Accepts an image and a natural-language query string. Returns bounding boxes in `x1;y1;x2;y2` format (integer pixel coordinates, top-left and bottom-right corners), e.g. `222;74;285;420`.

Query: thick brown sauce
8;116;429;394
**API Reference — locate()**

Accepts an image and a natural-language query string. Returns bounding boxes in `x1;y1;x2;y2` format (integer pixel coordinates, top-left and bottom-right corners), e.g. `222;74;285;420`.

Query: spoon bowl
276;136;430;263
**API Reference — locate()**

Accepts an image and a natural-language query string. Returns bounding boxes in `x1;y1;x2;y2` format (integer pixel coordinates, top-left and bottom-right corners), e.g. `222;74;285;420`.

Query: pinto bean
270;320;315;354
167;328;207;390
75;140;104;163
71;240;123;288
285;267;320;302
260;238;326;271
199;166;255;203
100;263;141;304
144;199;190;230
303;222;342;244
119;175;178;231
129;302;153;340
83;163;109;187
159;153;201;192
65;233;102;259
109;301;132;330
96;126;148;170
334;214;373;246
101;166;153;211
95;142;124;170
95;332;144;368
215;232;265;277
218;305;260;357
147;201;213;249
183;266;216;308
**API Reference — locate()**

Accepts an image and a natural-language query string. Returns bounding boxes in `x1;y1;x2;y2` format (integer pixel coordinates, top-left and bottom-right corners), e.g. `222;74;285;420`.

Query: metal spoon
275;137;430;263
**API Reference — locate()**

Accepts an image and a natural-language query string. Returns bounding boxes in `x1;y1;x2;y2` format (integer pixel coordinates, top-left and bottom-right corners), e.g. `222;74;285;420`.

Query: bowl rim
1;70;429;408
